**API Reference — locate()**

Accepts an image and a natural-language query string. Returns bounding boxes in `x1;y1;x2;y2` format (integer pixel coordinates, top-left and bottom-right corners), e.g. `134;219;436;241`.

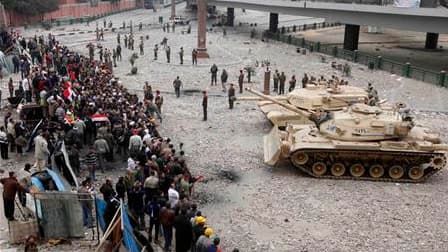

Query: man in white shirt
168;183;179;209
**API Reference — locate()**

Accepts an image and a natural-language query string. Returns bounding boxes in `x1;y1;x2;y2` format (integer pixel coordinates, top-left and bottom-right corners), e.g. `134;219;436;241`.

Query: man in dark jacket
128;181;145;230
1;171;27;221
160;203;175;251
146;197;161;243
174;208;193;252
202;91;208;121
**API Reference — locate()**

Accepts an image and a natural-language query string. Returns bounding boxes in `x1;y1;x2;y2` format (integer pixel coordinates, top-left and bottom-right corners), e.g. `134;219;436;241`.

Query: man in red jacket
1;171;28;221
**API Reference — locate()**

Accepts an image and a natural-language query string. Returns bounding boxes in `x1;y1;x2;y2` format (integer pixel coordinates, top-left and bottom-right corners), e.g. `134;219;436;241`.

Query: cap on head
195;216;206;225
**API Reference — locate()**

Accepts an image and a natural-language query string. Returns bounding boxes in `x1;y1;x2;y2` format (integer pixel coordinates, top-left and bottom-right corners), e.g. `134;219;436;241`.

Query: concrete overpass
207;0;448;50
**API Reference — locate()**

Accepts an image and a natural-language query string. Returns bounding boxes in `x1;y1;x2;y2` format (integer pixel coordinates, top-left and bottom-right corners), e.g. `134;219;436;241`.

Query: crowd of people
0;25;234;252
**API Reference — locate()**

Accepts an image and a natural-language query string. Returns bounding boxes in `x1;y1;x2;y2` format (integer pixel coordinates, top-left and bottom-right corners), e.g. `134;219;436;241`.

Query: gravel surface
1;4;448;252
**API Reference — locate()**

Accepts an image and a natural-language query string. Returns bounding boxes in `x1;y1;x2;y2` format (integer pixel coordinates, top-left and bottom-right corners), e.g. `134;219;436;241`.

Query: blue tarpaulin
95;199;107;232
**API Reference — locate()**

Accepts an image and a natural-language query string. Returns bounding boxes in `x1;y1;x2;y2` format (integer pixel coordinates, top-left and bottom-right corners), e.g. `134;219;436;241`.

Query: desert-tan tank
247;88;448;182
239;81;369;127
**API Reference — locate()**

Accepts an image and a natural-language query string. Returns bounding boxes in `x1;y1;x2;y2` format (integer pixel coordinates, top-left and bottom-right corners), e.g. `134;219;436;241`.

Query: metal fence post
376;56;382;70
402;62;411;77
439;71;446;86
353;50;358;63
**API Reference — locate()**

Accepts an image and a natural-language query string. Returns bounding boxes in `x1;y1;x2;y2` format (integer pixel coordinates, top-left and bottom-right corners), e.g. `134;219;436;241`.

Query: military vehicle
247;88;447;182
239;82;369;127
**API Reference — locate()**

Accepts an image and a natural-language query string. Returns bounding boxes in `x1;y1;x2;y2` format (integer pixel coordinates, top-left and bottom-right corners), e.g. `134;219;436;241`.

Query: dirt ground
1;3;448;252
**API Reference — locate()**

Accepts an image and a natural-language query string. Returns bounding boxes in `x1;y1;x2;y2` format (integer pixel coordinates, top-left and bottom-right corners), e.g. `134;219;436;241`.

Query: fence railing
264;31;448;88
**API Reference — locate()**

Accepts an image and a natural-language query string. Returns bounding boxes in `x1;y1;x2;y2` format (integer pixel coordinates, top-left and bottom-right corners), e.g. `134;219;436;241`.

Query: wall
2;0;138;27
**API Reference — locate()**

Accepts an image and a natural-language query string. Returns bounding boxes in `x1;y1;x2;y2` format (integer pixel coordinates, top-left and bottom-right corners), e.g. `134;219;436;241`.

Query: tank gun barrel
245;88;312;118
433;144;448;151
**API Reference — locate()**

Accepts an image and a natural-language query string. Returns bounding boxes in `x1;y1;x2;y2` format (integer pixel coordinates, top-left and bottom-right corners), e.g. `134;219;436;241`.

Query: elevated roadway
208;0;448;33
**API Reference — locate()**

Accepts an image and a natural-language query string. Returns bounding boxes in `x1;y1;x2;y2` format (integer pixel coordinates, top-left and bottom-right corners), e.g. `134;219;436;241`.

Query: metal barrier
264;31;448;87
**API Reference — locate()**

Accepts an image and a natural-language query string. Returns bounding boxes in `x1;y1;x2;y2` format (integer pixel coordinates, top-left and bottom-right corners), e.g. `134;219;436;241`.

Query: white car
170;16;190;25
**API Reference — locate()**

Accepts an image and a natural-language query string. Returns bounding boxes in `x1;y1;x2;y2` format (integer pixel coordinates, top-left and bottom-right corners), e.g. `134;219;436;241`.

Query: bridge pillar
227;8;234;26
269;13;279;33
343;24;360;51
425;32;439;49
197;0;209;58
171;0;175;19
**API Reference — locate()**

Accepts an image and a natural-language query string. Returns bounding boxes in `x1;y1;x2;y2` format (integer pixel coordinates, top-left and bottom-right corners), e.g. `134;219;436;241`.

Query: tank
239;82;369;127
247;88;448;182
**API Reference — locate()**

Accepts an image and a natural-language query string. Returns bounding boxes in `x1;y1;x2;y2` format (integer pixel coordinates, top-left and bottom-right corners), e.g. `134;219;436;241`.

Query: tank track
290;149;446;183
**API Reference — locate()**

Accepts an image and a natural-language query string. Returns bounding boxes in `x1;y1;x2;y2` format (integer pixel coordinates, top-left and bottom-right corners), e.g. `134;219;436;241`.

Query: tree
1;0;59;17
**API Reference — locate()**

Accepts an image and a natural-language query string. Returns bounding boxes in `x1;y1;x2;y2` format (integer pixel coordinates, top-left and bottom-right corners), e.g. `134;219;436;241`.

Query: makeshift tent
28;169;84;238
95;199;143;252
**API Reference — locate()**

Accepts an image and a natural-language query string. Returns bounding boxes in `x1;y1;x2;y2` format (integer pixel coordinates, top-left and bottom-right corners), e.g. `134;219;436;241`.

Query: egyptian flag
63;81;74;101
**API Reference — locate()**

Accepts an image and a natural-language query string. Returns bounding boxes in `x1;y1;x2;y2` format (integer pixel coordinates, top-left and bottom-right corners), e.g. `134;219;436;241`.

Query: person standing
146;197;161;243
173;76;182;98
8;77;14;98
139;40;144;55
279;72;286;95
302;73;309;88
78;179;94;228
116;44;122;61
154;90;164;113
112;49;117;67
179;47;184;65
210;64;218;86
34;132;50;171
166;46;171;63
115;176;126;200
154;44;159;60
94;135;109;173
0;126;8;160
220;69;228;92
228;84;236;109
192;49;198;65
288;75;296;92
238;70;244;94
85;145;98;181
174;208;193;252
128;181;145;230
117;33;121;44
202;91;208;121
273;70;279;92
1;171;27;221
160;203;175;252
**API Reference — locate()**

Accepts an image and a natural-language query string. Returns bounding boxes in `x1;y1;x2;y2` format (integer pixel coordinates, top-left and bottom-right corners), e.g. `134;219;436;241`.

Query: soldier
99;47;103;62
155;90;164;113
139;22;143;31
88;43;95;61
117;33;121;44
179;47;184;65
228;83;235;109
202;91;208;121
103;19;106;28
210;64;218;86
279;72;286;95
173;76;182;98
166;46;171;63
130;36;135;50
288;75;296;92
139;40;144;55
124;34;128;48
162;23;166;32
116;44;122;61
192;49;198;65
238;70;244;93
100;28;104;41
302;73;309;88
273;69;279;92
96;26;99;41
221;69;228;92
112;49;117;67
154;44;159;60
166;23;170;33
108;20;112;28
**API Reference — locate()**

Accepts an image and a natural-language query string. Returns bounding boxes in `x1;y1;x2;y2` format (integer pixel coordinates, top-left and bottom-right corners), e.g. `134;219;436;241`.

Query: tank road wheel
349;163;364;177
330;163;345;177
369;165;384;178
291;152;309;167
389;165;404;179
408;166;424;180
312;162;327;176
